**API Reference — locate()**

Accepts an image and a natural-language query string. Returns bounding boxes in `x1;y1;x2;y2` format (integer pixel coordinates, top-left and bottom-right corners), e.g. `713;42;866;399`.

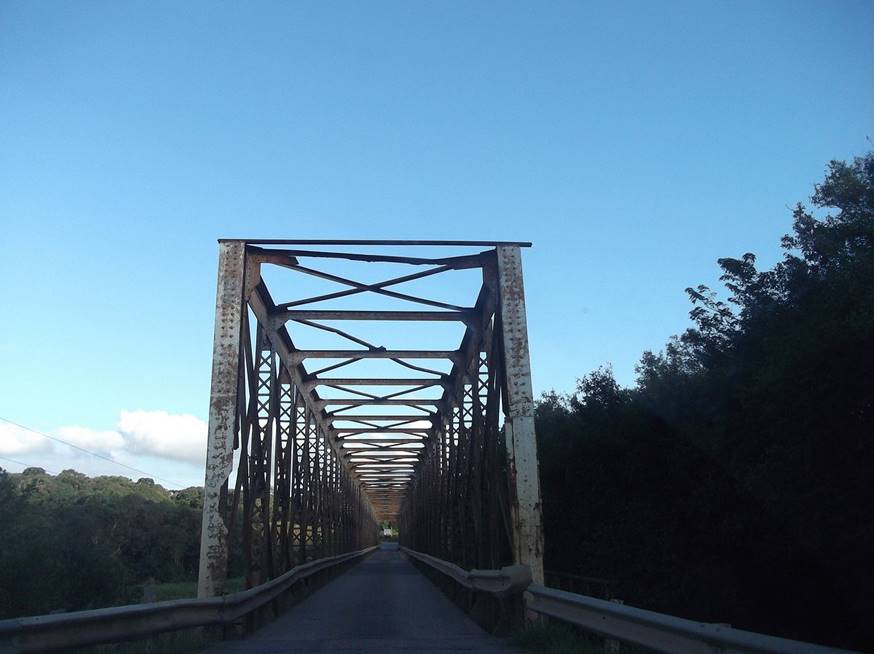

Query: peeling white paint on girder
197;241;246;598
496;245;545;587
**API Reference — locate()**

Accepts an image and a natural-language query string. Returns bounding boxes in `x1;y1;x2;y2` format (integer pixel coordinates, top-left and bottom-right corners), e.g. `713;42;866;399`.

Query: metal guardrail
525;584;858;654
0;546;377;653
399;547;531;597
544;569;616;599
401;548;856;654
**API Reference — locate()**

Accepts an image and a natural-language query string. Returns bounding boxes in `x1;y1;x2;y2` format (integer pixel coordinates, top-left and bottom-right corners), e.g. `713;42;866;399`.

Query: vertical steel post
198;240;246;598
496;245;545;585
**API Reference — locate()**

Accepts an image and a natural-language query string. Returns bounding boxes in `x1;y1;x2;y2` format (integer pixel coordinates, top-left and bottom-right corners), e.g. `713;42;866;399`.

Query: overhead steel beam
327;414;436;421
310;378;446;386
224;239;532;246
293;350;458;360
346;457;420;462
347;456;420;461
343;438;425;450
322;399;441;406
277;310;472;323
246;247;488;268
334;427;431;438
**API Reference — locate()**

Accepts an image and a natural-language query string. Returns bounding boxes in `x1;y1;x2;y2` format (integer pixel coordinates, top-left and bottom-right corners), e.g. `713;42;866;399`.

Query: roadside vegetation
0;469;205;618
510;621;654;654
536;152;874;651
510;622;601;654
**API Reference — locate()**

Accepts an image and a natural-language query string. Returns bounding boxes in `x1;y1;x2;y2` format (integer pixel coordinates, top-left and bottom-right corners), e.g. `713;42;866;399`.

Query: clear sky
1;1;872;487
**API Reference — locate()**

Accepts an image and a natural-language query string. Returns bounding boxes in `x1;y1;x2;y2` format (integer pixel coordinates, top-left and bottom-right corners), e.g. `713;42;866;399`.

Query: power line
0;416;188;489
0;455;59;475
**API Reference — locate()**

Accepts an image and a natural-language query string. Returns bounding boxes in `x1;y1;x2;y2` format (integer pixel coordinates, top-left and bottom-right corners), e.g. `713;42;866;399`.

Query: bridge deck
205;544;519;653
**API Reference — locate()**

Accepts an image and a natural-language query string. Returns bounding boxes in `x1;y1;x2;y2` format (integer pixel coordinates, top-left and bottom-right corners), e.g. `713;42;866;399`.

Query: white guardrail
401;547;859;654
0;546;377;653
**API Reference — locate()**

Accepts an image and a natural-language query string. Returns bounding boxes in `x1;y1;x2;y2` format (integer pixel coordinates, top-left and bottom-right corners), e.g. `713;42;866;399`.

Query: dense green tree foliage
0;468;203;618
537;153;874;651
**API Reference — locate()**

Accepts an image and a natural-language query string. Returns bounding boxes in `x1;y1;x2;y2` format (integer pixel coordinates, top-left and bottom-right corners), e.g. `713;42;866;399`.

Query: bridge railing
544;570;616;600
0;546;376;653
401;546;531;596
402;547;858;654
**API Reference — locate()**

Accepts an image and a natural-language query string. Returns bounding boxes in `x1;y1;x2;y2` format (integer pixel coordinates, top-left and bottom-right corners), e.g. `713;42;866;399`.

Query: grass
70;627;216;654
510;622;604;653
133;576;245;603
509;621;656;654
70;578;249;654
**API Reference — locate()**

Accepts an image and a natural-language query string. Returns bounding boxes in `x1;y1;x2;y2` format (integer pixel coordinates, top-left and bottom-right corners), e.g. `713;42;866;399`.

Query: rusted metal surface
279;310;472;322
292;350;459;360
197;245;380;599
220;239;532;246
198;241;247;598
314;378;445;386
496;246;545;586
399;260;514;573
198;240;542;600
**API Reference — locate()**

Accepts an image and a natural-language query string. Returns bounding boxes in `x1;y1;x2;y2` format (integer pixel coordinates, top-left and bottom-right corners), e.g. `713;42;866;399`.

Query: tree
536;152;874;651
0;468;203;618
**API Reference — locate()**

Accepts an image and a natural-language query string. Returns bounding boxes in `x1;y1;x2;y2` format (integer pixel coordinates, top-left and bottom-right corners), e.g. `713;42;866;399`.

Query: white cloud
0;422;53;456
57;425;125;456
117;410;207;465
1;411;208;482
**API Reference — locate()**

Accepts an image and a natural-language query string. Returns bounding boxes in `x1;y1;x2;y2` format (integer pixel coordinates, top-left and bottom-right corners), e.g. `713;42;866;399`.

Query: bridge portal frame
197;240;544;599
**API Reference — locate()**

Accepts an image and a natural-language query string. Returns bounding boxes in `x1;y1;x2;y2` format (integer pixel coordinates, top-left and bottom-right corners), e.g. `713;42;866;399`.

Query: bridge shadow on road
204;543;519;653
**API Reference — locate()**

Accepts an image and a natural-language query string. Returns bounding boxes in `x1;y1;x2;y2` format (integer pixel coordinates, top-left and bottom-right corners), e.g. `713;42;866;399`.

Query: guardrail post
605;599;624;653
496;246;545;587
198;240;247;598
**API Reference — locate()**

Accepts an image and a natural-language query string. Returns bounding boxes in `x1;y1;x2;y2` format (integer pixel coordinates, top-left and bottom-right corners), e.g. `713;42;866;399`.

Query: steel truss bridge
0;241;854;654
198;239;543;595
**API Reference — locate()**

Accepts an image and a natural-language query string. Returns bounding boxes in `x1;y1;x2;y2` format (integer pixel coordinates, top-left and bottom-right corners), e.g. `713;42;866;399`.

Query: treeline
0;468;204;618
536;153;874;651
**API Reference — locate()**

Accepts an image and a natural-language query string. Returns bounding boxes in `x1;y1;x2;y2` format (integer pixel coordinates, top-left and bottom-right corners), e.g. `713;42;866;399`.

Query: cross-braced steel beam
198;240;544;597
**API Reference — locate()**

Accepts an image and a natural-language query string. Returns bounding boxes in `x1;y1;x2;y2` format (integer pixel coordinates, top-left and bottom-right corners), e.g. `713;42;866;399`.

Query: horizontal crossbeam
340;440;426;446
327;415;435;422
227;239;532;246
295;350;458;360
334;427;431;438
246;247;487;268
323;399;440;406
278;310;472;322
311;378;445;386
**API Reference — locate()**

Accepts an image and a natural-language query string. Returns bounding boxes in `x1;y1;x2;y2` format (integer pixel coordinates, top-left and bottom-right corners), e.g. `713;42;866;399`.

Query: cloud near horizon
1;410;207;467
0;422;53;456
117;410;206;464
57;425;125;456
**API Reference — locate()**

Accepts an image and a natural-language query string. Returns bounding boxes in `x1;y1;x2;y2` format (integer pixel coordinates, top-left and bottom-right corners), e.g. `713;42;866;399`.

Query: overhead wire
0;416;188;488
0;454;59;475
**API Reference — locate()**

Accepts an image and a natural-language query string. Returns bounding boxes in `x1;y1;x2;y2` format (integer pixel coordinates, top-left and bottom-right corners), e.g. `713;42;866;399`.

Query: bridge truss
197;240;544;597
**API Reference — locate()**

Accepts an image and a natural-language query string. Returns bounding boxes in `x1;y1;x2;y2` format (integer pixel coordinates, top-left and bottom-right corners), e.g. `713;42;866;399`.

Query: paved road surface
205;544;519;653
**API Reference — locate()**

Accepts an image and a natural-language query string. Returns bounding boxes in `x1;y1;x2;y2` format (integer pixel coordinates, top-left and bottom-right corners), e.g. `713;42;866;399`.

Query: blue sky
1;1;872;486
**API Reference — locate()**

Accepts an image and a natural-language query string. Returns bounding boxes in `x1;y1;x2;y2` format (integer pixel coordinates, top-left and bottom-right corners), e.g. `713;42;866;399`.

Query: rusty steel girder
197;240;544;598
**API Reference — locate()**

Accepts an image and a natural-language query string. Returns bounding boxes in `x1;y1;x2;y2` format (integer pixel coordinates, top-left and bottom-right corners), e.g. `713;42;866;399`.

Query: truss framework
197;240;545;598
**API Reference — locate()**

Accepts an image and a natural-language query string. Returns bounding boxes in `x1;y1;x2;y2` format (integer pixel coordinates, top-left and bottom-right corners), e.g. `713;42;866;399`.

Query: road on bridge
205;544;520;654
